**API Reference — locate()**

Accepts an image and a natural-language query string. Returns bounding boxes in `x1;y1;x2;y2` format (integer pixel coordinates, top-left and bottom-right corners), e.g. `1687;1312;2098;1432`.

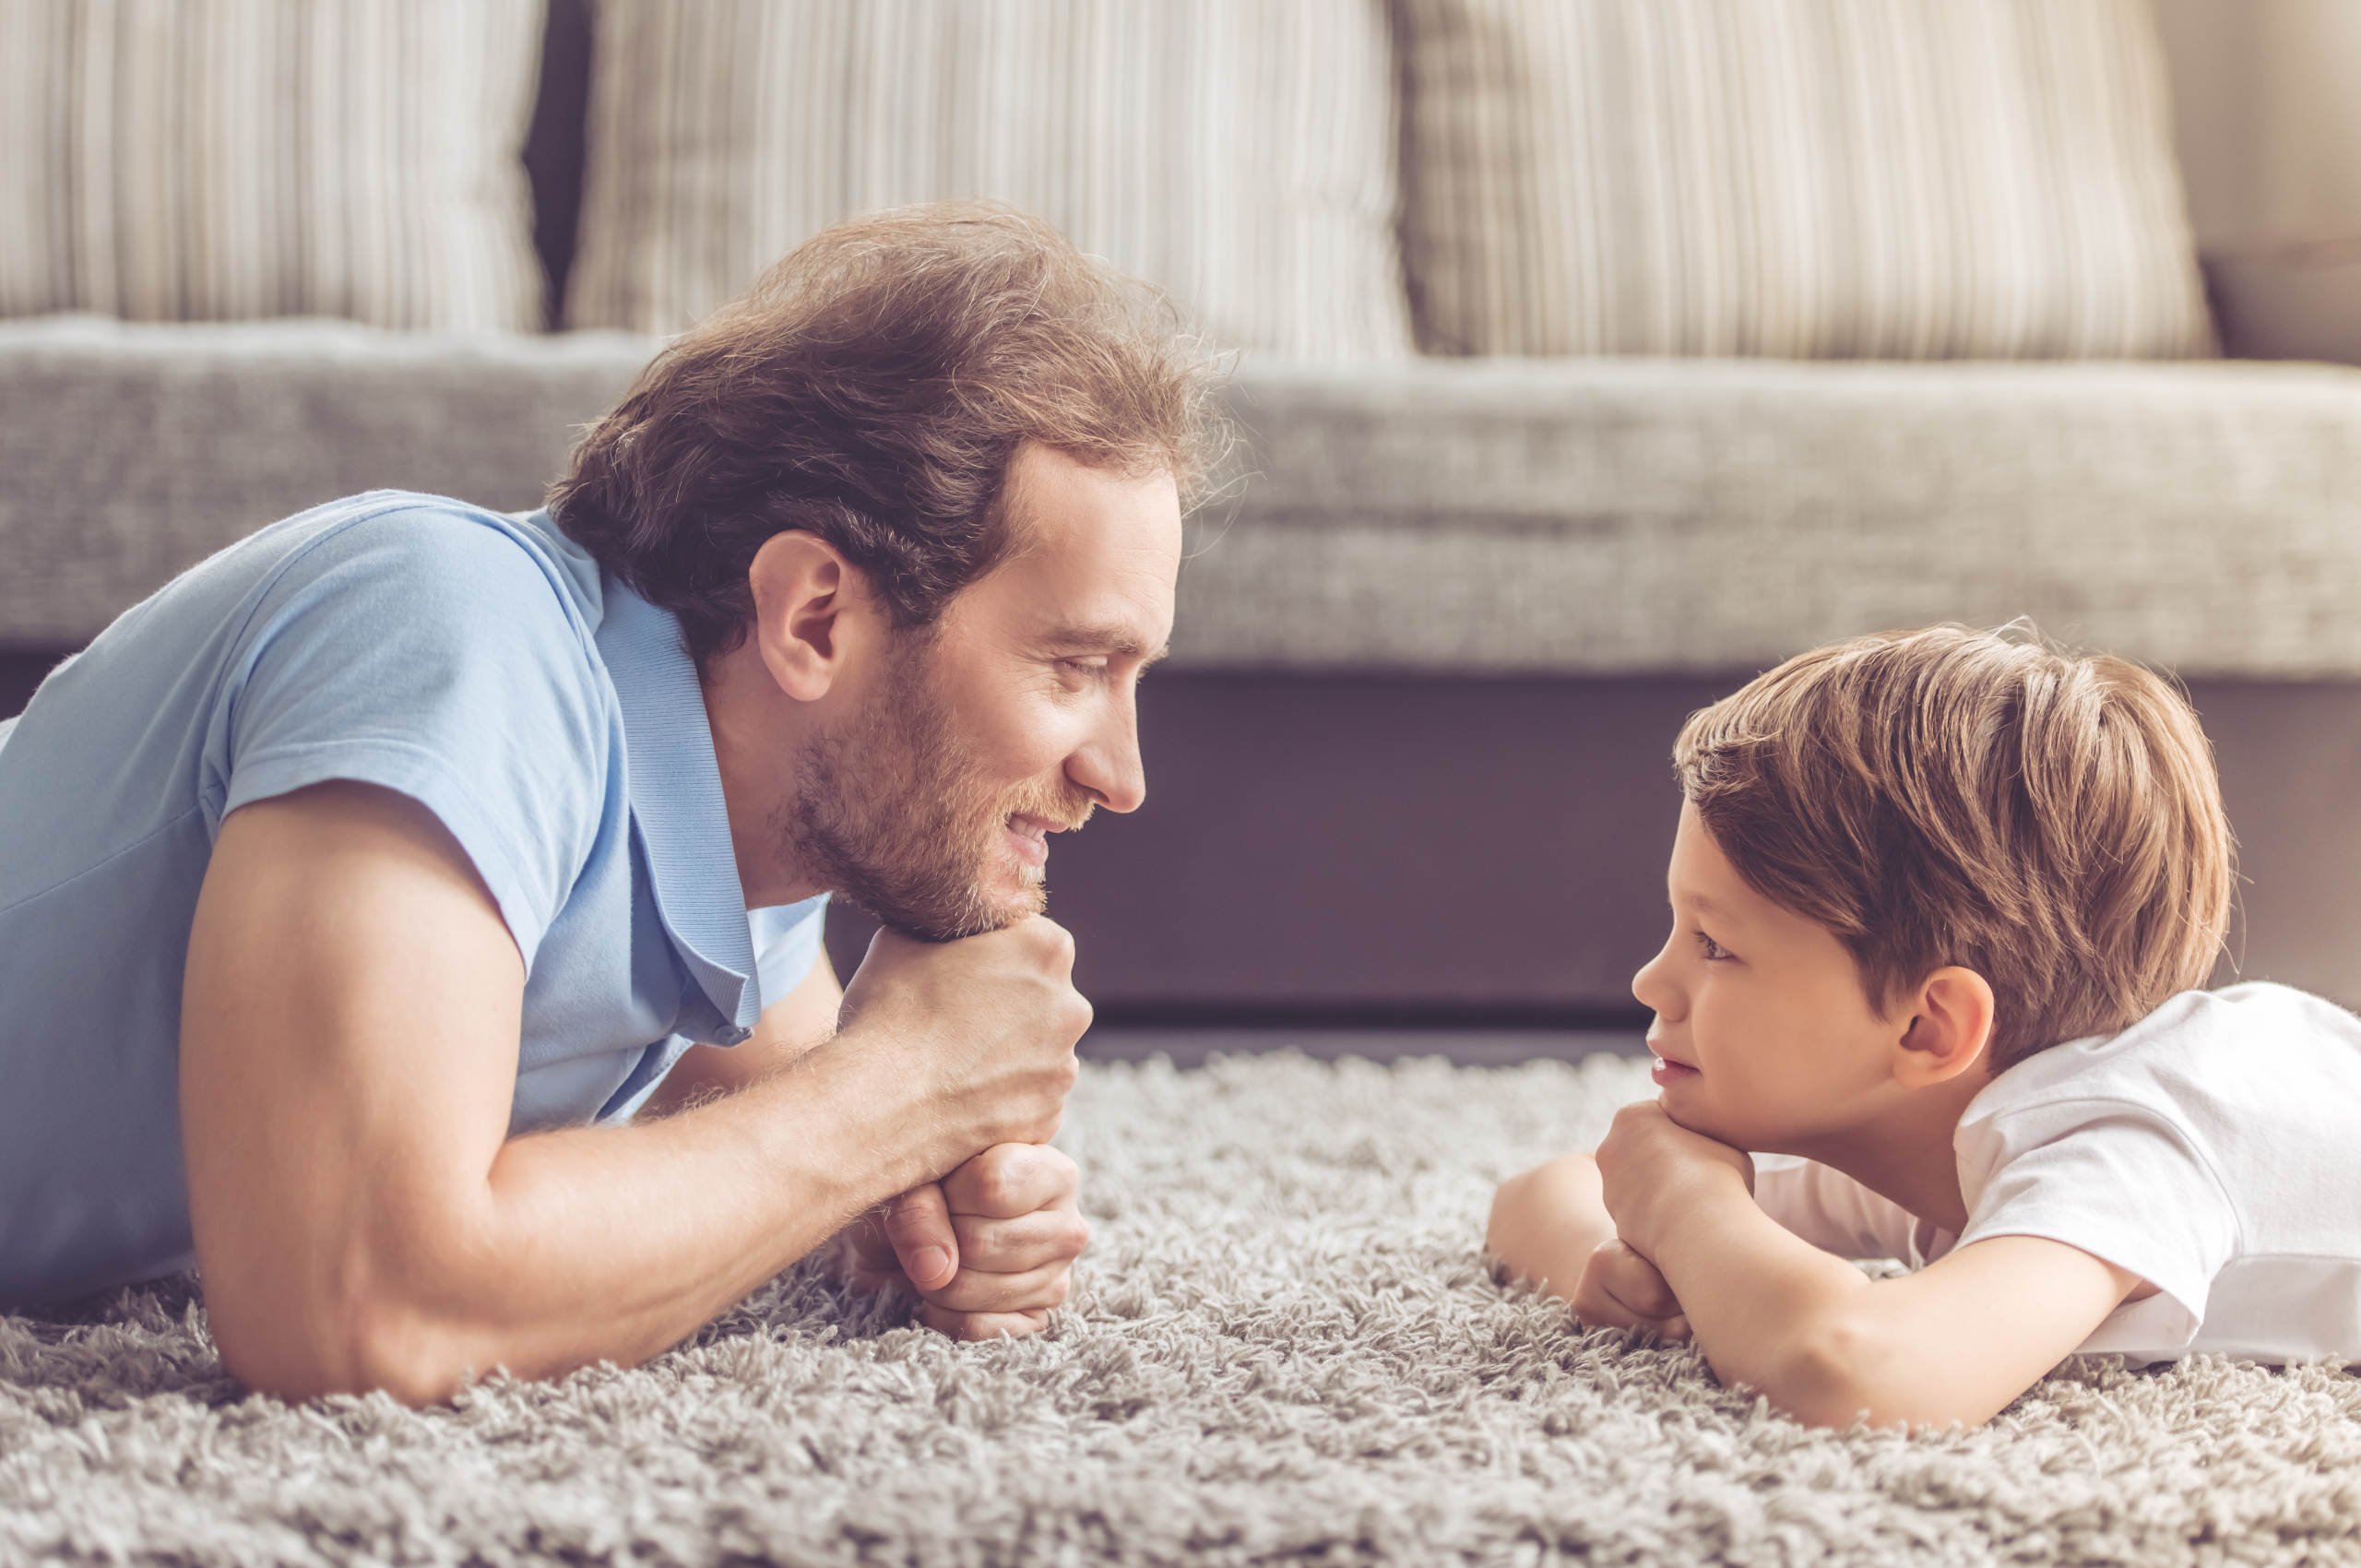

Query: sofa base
10;654;2353;1020
826;671;2361;1022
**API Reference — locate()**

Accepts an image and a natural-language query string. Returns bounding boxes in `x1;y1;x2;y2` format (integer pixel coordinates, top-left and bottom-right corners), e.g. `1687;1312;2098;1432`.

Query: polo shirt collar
594;574;763;1039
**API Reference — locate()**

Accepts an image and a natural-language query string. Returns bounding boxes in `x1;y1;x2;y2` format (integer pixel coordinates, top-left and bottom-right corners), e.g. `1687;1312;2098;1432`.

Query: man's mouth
1003;813;1070;871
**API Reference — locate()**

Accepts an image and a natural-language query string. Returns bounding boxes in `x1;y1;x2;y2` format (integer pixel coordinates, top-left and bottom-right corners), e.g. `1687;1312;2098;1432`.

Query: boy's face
1630;801;1904;1153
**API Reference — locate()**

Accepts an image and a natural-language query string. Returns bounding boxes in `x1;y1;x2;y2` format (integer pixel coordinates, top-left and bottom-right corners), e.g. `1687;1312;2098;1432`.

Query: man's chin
869;877;1044;944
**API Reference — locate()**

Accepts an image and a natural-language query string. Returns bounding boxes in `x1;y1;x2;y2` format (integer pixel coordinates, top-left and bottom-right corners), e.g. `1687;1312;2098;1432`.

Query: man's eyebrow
1040;623;1171;664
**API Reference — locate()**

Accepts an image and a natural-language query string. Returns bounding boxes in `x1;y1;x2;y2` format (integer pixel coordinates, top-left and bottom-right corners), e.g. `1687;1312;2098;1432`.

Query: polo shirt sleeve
750;895;833;1014
212;506;610;969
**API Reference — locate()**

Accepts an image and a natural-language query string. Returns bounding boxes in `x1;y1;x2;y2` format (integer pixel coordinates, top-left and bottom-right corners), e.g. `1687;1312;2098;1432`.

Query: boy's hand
1488;1154;1691;1340
1571;1239;1691;1341
837;1143;1088;1340
1595;1100;1754;1260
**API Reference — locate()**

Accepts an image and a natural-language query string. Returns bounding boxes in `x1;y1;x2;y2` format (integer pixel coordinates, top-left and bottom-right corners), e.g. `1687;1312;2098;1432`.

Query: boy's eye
1693;930;1732;962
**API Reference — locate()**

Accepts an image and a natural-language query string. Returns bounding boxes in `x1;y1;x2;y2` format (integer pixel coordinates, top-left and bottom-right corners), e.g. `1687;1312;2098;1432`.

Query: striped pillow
0;1;546;332
565;0;1412;359
1395;0;2215;359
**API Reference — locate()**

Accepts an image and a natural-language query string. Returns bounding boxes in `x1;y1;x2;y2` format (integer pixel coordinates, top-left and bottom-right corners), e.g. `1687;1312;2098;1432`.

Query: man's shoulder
251;491;605;636
230;493;615;726
212;494;627;962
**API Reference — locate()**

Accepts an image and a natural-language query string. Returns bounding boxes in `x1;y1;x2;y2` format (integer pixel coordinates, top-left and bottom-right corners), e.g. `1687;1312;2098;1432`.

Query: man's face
1628;800;1904;1154
781;445;1182;941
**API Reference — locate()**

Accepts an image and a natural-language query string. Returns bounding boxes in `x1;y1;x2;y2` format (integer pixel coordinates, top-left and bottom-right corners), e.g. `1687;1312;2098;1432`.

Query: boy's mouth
1645;1033;1701;1082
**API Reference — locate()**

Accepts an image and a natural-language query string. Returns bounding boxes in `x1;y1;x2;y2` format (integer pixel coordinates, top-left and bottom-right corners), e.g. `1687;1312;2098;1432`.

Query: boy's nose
1631;947;1681;1019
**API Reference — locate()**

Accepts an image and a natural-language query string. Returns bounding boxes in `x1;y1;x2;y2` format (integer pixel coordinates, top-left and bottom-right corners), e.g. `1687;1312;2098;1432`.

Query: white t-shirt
1753;982;2361;1365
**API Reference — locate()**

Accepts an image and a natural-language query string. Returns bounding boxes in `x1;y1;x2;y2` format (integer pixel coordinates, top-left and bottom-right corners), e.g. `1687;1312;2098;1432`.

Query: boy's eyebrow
1672;885;1734;921
1039;622;1172;664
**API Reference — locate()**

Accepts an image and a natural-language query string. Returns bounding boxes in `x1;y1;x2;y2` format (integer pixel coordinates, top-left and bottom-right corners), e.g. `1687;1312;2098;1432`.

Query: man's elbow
208;1262;482;1408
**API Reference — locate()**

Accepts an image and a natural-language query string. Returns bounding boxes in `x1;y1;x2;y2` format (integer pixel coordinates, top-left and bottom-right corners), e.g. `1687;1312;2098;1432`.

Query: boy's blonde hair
1672;625;2234;1069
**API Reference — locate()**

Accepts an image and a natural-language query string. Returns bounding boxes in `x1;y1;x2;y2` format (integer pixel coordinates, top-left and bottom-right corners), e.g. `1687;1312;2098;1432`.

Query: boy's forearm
1643;1177;1876;1419
1489;1153;1617;1296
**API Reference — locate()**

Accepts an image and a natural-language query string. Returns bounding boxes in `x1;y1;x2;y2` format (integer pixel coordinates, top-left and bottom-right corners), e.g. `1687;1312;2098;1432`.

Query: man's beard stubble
774;635;1096;943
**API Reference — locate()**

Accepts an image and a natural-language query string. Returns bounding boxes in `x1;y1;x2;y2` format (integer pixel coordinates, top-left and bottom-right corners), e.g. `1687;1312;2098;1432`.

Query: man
0;203;1221;1402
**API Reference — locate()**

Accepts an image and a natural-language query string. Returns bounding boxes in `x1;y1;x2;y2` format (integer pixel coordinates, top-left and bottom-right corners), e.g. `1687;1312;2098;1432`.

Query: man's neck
1786;1068;1996;1236
701;641;829;911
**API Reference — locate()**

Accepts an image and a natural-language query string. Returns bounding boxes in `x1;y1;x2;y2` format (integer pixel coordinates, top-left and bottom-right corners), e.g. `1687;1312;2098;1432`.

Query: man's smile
1004;813;1068;870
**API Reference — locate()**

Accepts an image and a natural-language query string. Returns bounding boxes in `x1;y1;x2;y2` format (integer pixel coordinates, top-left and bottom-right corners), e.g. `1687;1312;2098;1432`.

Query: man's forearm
368;1028;951;1399
1643;1179;1874;1415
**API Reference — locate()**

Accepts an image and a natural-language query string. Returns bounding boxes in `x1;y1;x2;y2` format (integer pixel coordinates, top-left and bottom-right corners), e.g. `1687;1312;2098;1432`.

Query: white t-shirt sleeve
1952;1100;2241;1354
1753;1154;1920;1262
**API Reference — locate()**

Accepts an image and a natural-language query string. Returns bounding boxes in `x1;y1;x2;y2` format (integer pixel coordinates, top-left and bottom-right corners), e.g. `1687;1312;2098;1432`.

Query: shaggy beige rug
4;1051;2358;1566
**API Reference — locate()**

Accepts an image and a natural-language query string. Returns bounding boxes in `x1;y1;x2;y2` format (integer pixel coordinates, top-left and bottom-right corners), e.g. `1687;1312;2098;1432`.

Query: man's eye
1059;659;1109;679
1693;931;1732;961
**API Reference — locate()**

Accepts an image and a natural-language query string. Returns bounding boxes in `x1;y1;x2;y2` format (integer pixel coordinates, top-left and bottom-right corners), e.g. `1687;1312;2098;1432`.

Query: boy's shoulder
1961;981;2361;1140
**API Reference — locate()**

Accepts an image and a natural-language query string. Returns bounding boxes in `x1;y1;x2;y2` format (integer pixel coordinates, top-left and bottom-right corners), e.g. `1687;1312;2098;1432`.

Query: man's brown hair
548;201;1227;667
1673;624;2235;1069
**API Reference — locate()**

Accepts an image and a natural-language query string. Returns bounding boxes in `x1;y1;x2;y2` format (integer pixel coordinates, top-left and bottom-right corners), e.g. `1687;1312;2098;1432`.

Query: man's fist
838;1143;1089;1340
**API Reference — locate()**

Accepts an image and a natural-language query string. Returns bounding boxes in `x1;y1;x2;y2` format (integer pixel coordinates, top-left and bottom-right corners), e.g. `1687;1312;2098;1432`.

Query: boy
1488;625;2361;1429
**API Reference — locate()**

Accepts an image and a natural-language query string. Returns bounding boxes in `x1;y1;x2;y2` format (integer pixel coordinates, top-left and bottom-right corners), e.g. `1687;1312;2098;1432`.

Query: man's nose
1070;703;1147;814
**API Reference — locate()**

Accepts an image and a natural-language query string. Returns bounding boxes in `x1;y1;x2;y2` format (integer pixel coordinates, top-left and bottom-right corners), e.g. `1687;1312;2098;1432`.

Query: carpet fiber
5;1051;2358;1566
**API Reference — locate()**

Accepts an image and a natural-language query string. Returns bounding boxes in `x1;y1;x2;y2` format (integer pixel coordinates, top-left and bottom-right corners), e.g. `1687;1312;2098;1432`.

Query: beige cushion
565;0;1413;358
0;0;546;331
1395;0;2215;359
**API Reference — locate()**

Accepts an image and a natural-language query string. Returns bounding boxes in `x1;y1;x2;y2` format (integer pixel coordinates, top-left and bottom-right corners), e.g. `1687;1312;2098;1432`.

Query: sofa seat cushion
1185;355;2361;677
0;315;645;647
6;316;2361;678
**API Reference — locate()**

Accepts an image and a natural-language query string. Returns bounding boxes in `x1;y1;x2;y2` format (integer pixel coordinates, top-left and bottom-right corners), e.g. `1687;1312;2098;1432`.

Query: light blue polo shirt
0;491;827;1309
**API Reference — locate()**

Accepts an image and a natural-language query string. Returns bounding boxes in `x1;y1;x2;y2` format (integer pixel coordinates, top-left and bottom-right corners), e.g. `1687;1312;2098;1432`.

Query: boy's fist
1571;1237;1691;1342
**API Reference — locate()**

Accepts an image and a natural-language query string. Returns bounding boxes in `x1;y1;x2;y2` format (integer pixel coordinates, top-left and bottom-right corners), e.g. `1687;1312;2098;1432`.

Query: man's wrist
735;1025;945;1219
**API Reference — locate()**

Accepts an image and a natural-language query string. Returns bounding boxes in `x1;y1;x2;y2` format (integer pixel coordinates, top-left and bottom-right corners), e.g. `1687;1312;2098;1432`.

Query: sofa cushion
0;316;639;647
1192;356;2361;675
563;0;1412;359
0;0;547;331
1394;0;2214;361
6;318;2361;679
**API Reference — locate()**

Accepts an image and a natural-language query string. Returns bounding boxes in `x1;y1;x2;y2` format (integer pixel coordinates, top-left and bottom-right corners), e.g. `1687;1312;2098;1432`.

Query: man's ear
747;531;872;702
1891;966;1996;1089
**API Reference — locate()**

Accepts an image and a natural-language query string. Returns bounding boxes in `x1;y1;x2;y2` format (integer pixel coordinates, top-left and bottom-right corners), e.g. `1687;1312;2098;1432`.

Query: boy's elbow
1762;1321;1882;1430
1759;1313;1986;1431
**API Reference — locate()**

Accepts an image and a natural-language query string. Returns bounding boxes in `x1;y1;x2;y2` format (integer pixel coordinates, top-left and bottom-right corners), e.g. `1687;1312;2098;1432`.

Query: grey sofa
8;2;2361;1022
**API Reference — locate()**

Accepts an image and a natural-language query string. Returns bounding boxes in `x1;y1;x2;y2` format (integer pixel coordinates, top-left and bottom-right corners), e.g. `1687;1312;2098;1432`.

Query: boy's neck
1790;1068;1997;1236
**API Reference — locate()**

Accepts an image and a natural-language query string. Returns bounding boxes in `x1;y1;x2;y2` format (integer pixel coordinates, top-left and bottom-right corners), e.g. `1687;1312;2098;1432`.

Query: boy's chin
1657;1095;1745;1146
1656;1096;1711;1134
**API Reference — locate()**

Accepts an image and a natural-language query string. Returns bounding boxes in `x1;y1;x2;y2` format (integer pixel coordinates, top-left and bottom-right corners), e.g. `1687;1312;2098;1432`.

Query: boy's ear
746;531;876;702
1891;966;1996;1088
